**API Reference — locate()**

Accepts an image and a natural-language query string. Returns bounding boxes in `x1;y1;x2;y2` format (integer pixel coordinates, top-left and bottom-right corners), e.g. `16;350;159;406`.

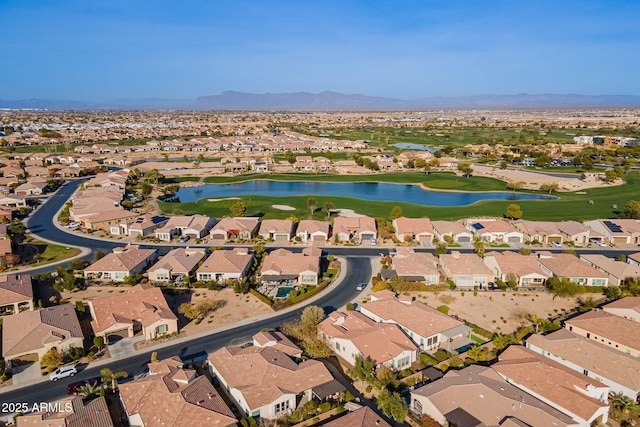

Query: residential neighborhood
0;110;639;427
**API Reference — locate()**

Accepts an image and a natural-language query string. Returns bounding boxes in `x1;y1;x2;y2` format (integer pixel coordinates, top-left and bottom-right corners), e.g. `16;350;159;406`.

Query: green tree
457;162;473;177
307;197;317;216
93;336;105;351
41;348;63;368
300;305;325;327
504;203;523;220
348;355;375;382
620;200;640;219
140;182;153;199
376;388;408;422
323;201;335;218
604;169;618;182
100;368;128;391
506;181;524;191
466;345;487;361
230;200;246;217
534;153;552;167
492;334;516;351
540;182;560;193
389;206;403;220
77;383;103;400
285;150;296;164
546;275;580;297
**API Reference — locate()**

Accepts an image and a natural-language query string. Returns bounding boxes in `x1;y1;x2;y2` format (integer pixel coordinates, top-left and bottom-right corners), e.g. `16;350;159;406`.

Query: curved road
1;181;373;414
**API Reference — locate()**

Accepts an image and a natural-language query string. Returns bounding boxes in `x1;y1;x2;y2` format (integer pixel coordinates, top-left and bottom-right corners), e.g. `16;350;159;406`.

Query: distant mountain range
2;91;640;110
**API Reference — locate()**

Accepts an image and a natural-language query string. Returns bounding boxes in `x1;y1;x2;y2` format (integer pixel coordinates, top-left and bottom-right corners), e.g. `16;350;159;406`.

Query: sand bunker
272;204;296;211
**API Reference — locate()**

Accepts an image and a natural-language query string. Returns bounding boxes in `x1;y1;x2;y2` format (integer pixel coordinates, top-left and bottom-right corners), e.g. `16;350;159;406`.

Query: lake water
391;143;437;152
175;180;555;206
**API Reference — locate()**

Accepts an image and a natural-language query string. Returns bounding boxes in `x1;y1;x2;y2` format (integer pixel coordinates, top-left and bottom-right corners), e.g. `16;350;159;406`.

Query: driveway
11;362;43;387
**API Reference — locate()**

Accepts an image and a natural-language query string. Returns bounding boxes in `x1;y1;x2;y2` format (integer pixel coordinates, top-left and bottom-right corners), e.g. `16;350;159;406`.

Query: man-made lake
391;143;437;152
176;181;555;206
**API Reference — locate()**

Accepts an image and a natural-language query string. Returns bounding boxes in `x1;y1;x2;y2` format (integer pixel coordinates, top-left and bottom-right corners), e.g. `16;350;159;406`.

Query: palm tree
100;368;128;391
466;345;487;362
611;393;639;415
77;383;103;400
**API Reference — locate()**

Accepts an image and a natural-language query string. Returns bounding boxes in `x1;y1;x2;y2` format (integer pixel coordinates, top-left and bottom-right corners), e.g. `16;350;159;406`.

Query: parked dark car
66;377;102;395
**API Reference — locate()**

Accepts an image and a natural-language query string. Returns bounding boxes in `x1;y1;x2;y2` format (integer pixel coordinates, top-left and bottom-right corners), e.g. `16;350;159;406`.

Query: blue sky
1;0;639;101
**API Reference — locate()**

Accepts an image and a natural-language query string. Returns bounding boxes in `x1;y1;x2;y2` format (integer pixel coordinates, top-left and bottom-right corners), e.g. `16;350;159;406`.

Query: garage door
107;330;130;344
419;235;431;242
507;236;521;243
548;236;562;243
613;237;628;244
361;234;374;241
312;234;325;241
210;234;225;240
275;235;288;241
457;236;471;243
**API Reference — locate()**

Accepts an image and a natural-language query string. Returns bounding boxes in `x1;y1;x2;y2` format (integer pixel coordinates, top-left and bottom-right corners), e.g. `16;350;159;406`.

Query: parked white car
49;365;77;381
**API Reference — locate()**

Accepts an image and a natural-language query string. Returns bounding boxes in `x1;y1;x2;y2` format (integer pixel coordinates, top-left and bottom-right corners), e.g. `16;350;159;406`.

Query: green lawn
24;237;82;266
160;171;640;221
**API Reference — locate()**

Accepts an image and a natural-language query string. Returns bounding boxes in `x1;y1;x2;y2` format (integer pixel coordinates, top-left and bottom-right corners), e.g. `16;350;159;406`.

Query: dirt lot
61;286;274;337
380;290;603;335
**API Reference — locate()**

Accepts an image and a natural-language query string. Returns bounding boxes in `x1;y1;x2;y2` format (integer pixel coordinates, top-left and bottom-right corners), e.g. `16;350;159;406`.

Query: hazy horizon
1;1;639;101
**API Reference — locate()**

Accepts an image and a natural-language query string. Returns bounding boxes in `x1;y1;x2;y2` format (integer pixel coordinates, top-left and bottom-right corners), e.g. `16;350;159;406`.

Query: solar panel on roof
603;220;623;232
472;223;484;230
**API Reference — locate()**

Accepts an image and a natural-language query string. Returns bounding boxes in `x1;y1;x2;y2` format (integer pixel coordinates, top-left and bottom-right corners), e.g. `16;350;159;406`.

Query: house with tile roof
111;214;169;238
438;251;495;289
84;245;156;282
323;406;392;427
359;292;471;352
557;220;592;245
603;296;640;323
154;214;216;241
14;180;48;197
88;283;177;342
259;247;320;285
564;309;640;357
0;274;33;314
295;219;330;242
258;219;294;241
466;218;524;243
119;356;236;427
526;329;640;400
392;217;434;243
536;253;609;287
493;345;610;426
513;220;563;244
332;216;376;243
318;310;418;369
208;345;341;420
195;248;254;283
252;331;302;359
411;365;579;427
628;251;640;267
209;217;259;242
431;220;473;243
147;247;206;283
16;396;114;427
483;251;549;288
2;304;84;368
387;248;440;284
579;254;640;286
584;219;640;245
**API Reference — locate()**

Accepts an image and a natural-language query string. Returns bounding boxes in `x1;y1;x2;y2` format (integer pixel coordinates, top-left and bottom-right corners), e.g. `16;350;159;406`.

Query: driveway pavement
11;362;42;386
107;336;146;359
